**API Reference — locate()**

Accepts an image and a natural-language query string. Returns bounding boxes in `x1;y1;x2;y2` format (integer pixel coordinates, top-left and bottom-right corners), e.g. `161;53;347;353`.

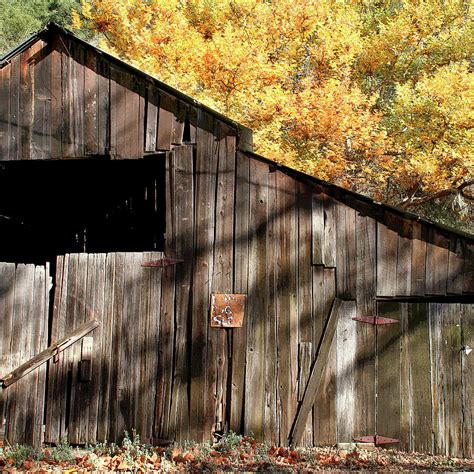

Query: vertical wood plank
411;221;426;296
71;43;85;157
109;252;125;440
97;253;115;441
426;229;449;295
0;64;11;159
396;219;412;296
19;47;34;160
312;267;337;445
84;49;99;155
297;342;313;446
189;112;216;441
430;303;463;455
298;183;313;343
169;145;194;441
376;301;401;443
123;74;140;159
145;86;159;152
322;194;336;267
376;216;398;297
50;41;62;158
32;264;49;447
311;190;324;265
0;263;15;442
154;153;176;440
212;136;235;436
335;202;356;299
335;300;357;442
354;211;376;438
171;101;185;145
244;159;269;440
157;93;175;151
141;251;163;442
406;303;432;453
230;150;249;434
97;58;109;155
463;243;474;293
274;171;298;445
62;41;85;158
114;69;127;159
9;56;20;160
87;253;106;442
68;253;88;444
6;264;35;444
45;256;65;443
32;42;52;160
447;236;464;294
264;167;278;444
400;302;413;451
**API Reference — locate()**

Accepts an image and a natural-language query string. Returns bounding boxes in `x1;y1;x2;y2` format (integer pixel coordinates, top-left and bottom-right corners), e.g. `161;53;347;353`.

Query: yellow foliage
76;0;473;206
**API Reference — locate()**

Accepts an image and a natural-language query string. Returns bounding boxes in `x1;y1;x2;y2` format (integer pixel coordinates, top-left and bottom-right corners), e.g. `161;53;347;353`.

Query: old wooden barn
0;23;472;457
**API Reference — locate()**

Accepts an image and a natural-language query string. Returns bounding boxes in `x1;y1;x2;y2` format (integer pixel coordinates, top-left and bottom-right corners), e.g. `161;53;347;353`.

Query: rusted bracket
353;435;400;446
352;316;398;325
141;258;183;268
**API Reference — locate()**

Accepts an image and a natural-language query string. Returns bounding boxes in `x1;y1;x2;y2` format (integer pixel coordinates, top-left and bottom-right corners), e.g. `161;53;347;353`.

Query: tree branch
400;179;474;208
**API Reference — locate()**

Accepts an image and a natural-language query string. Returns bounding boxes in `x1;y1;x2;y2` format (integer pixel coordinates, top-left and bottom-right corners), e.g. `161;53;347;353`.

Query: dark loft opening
0;157;166;264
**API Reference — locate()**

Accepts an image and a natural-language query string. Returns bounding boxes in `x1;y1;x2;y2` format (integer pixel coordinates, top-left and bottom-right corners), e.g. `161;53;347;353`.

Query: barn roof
1;22;473;242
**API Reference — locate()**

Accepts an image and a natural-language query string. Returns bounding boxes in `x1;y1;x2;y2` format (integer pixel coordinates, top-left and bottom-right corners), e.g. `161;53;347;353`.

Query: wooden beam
288;298;342;447
1;319;99;388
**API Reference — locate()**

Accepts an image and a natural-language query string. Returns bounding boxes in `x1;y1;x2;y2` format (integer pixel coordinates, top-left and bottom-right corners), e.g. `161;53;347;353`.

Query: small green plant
215;430;243;453
121;429;151;462
196;440;212;459
85;439;119;456
3;443;44;467
48;441;75;463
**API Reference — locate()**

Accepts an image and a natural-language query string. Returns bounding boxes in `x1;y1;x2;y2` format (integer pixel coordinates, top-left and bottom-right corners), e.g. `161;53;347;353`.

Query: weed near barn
0;431;473;471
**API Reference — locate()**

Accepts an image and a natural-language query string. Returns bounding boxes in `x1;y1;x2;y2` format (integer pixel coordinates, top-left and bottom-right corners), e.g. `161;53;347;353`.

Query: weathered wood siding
378;302;473;458
45;252;162;444
0;34;237;161
0;28;472;457
0;262;50;447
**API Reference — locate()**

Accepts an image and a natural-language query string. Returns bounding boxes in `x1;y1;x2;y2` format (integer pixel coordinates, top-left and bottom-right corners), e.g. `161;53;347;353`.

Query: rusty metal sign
210;294;246;328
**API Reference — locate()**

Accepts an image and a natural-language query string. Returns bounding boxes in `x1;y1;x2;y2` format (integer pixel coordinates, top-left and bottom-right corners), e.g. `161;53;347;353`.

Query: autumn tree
73;0;473;229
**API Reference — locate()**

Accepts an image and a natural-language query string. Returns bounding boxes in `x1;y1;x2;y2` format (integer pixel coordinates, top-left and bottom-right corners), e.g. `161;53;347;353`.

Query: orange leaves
75;0;473;215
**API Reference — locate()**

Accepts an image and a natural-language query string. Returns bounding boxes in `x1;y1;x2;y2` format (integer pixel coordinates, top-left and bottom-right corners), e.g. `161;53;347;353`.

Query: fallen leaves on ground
0;437;473;472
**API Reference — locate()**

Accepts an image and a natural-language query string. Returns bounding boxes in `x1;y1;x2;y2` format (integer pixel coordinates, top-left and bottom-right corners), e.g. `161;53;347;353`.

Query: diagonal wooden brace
0;319;99;388
288;299;352;447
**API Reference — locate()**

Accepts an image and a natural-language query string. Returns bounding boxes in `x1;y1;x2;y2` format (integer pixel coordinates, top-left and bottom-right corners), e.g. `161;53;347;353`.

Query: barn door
376;301;473;457
45;252;163;445
0;262;50;446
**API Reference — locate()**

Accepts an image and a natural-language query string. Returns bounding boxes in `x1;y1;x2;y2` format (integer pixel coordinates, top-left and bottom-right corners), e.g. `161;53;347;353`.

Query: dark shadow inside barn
0;157;166;264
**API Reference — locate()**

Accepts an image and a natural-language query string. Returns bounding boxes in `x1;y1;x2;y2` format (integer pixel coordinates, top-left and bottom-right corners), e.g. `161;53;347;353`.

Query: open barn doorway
0;157;166;265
